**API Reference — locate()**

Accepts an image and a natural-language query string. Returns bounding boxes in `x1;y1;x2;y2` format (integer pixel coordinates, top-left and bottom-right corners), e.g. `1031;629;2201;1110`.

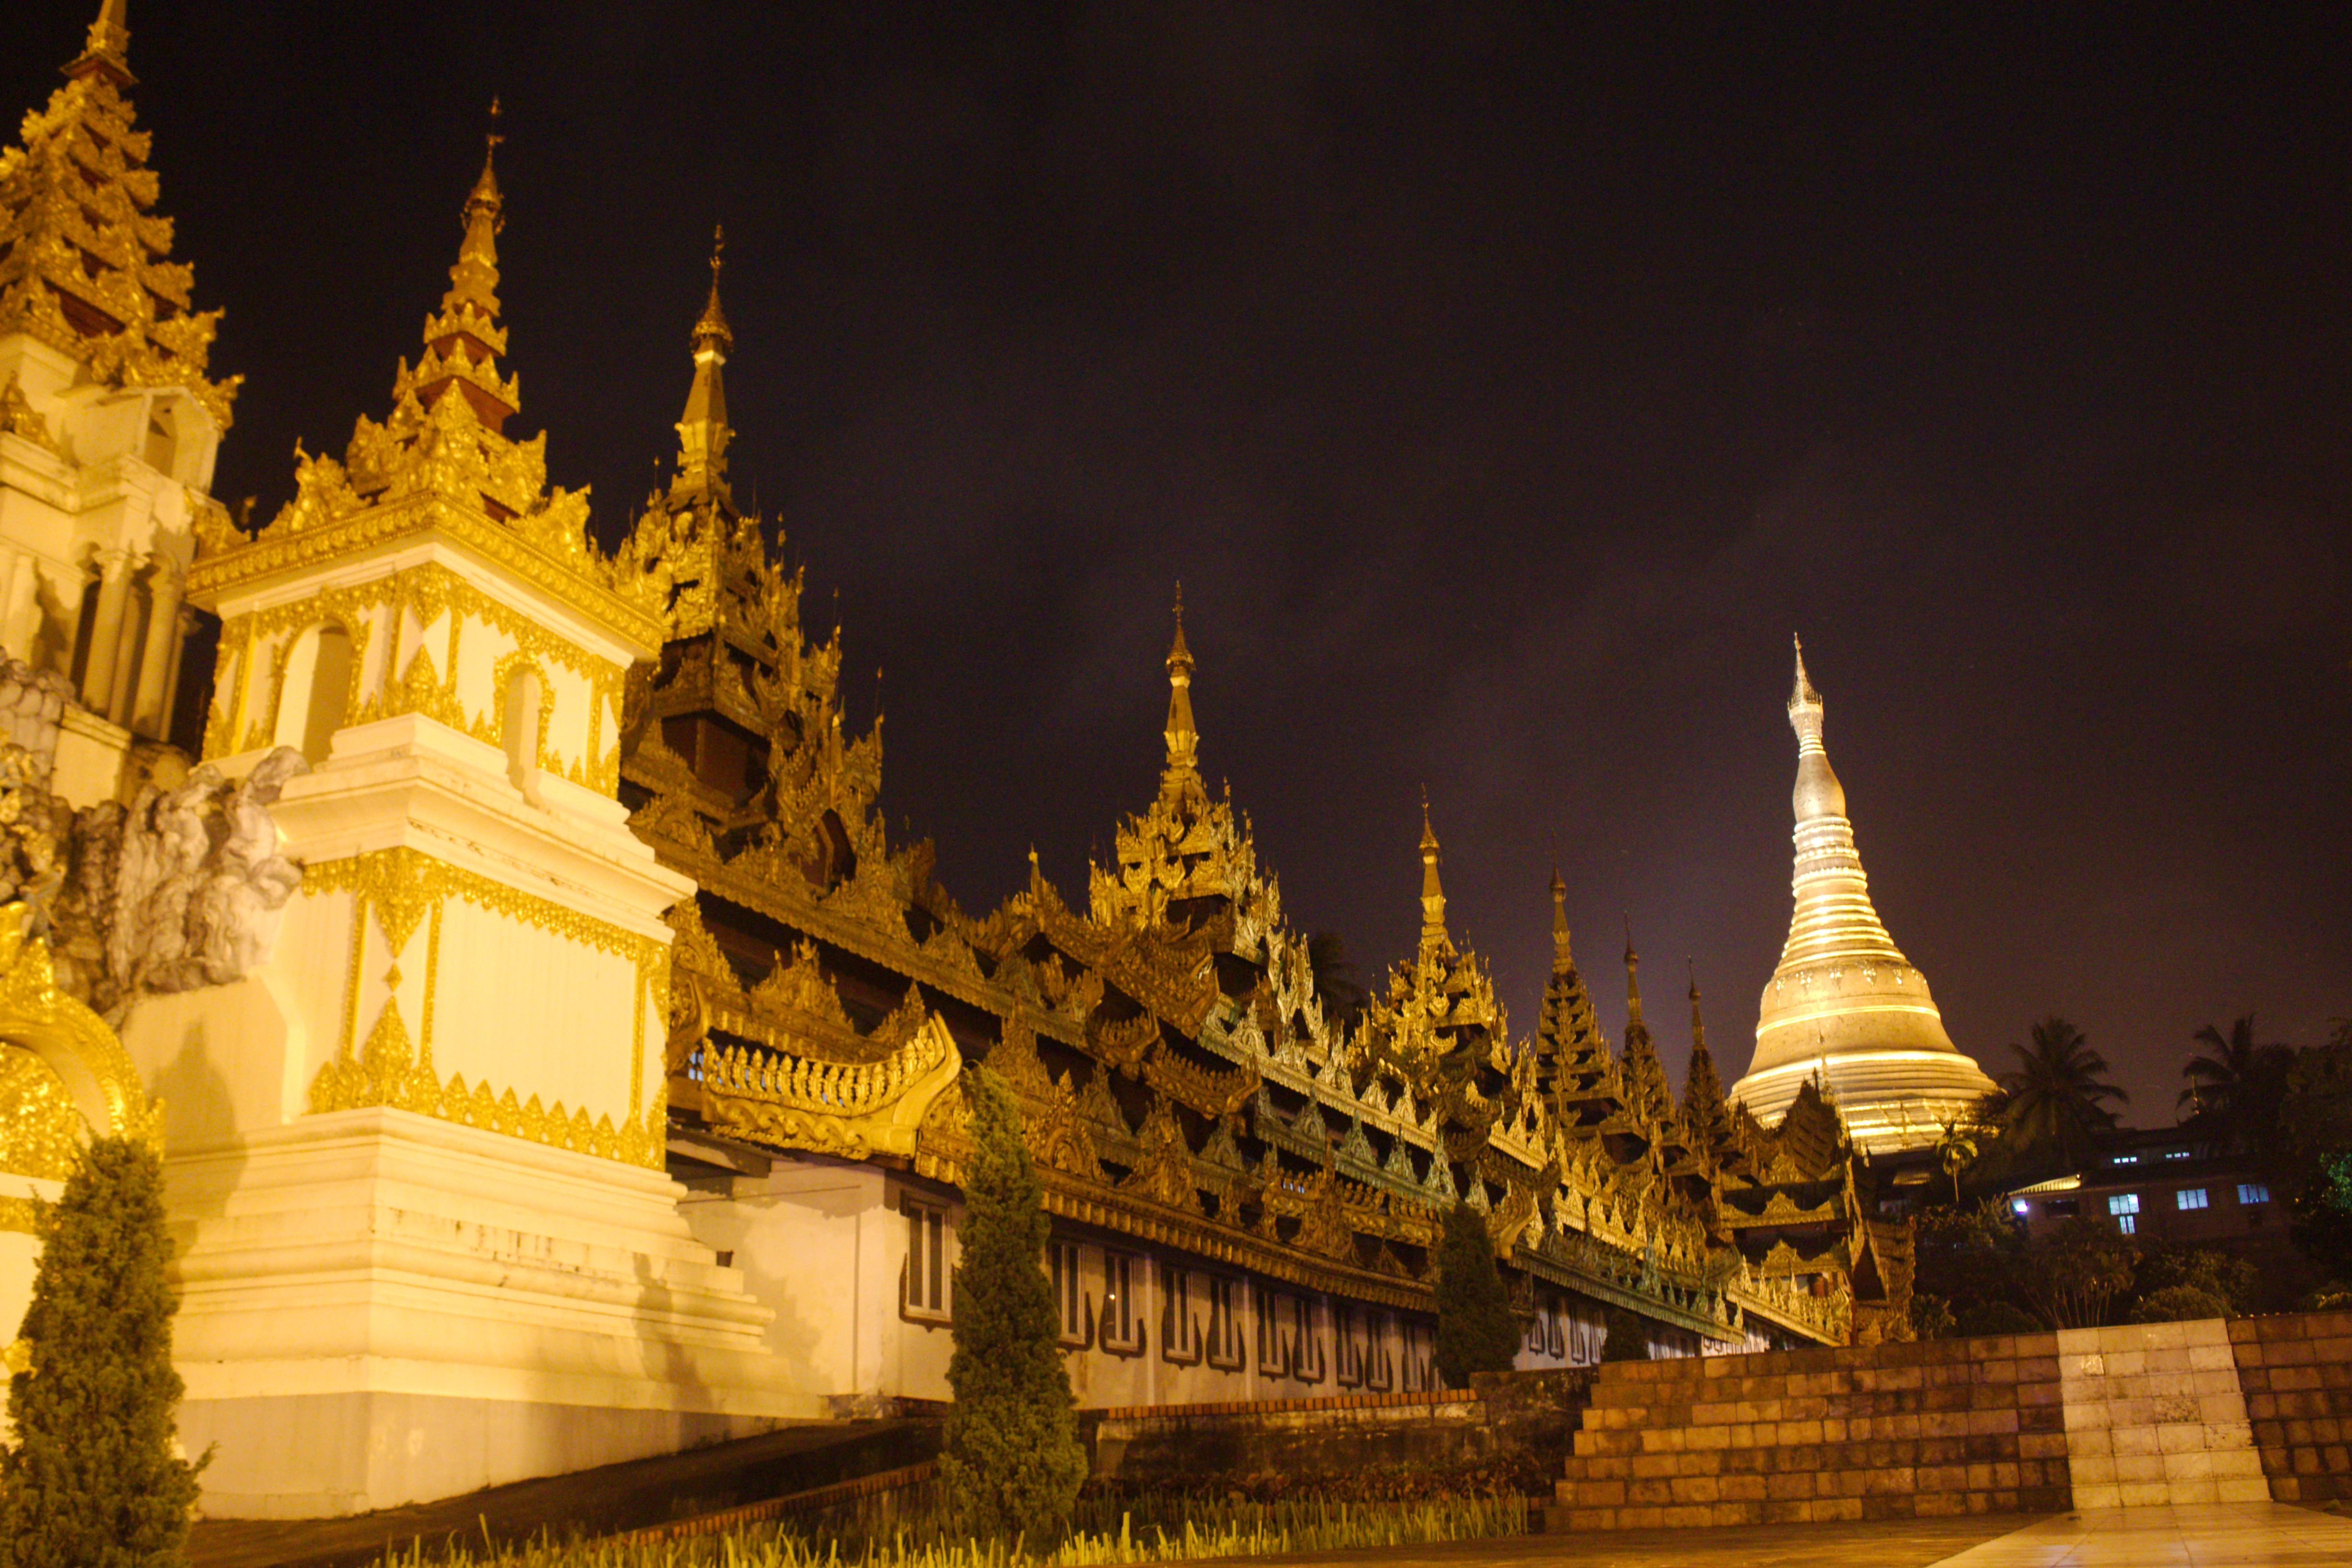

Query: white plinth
166;1106;819;1518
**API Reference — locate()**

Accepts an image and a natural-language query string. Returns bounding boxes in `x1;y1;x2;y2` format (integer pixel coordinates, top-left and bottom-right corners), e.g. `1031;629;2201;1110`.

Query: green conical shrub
938;1065;1085;1548
0;1135;201;1567
1599;1304;1651;1362
1433;1196;1518;1387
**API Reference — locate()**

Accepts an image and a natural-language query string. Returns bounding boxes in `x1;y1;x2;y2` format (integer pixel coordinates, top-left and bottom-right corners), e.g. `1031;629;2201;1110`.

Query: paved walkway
1239;1504;2352;1568
1933;1503;2352;1566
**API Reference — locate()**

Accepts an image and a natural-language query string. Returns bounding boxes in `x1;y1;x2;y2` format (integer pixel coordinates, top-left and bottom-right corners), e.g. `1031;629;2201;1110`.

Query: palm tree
2180;1014;2293;1155
1935;1120;1979;1205
1998;1017;2128;1173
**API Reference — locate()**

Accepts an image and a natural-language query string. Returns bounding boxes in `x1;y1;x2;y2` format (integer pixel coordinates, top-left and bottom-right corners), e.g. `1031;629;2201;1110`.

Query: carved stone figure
0;733;304;1020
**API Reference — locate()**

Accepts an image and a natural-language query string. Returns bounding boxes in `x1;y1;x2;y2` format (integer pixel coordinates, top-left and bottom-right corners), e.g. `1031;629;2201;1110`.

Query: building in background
2006;1126;2286;1259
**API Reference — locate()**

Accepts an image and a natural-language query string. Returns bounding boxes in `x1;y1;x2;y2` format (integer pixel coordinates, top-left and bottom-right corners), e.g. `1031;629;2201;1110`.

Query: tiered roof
0;0;237;426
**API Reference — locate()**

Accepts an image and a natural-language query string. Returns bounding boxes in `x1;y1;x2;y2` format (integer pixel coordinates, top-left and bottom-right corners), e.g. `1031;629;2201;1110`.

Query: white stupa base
166;1106;822;1518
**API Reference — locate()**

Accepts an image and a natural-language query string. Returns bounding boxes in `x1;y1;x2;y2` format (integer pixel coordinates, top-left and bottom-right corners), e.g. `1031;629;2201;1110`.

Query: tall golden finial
1686;959;1706;1055
412;99;517;432
69;0;133;83
1622;915;1643;1027
673;222;735;503
1159;584;1200;799
1548;866;1572;975
445;99;507;311
1417;791;1448;951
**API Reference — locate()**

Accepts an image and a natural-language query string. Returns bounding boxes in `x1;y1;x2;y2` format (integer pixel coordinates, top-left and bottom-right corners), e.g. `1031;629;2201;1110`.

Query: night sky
19;3;2350;1116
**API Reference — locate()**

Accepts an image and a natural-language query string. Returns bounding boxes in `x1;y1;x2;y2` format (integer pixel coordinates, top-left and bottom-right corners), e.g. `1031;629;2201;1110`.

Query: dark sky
22;2;2351;1117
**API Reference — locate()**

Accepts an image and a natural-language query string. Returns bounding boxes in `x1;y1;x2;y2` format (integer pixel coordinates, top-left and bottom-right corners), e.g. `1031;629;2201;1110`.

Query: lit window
1101;1251;1145;1354
2239;1183;2270;1205
2176;1188;2209;1211
2113;1155;2140;1165
2108;1193;2140;1215
904;1201;950;1321
1048;1240;1086;1346
2117;1214;2137;1234
2165;1149;2191;1160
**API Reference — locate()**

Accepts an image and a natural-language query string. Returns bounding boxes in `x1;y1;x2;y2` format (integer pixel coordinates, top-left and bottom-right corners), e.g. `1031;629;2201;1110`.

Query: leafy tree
1997;1017;2128;1173
2013;1217;2138;1329
938;1067;1084;1549
2180;1015;2293;1155
2130;1246;2257;1316
2129;1285;2233;1323
1598;1305;1652;1363
1433;1197;1518;1386
2268;1022;2352;1276
0;1135;202;1568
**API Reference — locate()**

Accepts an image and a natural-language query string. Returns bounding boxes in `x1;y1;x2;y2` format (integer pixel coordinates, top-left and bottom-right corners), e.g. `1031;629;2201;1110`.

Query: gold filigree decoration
702;1014;960;1159
0;1044;82;1180
0;903;160;1155
298;849;666;1166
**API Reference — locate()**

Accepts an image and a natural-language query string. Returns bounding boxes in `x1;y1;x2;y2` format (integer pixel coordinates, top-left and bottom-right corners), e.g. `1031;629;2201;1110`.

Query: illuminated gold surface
185;127;666;653
299;849;666;1167
0;6;240;427
1732;641;1996;1151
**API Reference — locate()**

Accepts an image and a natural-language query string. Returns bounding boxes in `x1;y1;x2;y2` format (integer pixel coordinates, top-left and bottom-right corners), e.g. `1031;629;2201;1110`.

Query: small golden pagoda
0;0;239;796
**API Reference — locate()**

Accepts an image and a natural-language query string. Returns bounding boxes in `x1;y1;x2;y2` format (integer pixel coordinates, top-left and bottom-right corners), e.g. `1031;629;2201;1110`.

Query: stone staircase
1551;1334;2072;1530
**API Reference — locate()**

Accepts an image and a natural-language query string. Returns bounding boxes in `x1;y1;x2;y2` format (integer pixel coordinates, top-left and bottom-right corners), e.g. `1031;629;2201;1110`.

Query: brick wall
1088;1370;1592;1486
1551;1335;2071;1530
2229;1309;2352;1503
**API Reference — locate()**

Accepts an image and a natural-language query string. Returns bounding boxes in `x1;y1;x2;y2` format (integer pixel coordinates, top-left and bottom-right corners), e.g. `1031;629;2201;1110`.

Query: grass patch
375;1490;1529;1566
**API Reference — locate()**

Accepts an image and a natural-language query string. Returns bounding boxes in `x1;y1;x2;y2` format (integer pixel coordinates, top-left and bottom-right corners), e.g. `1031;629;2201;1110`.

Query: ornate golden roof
0;1;239;427
188;111;666;650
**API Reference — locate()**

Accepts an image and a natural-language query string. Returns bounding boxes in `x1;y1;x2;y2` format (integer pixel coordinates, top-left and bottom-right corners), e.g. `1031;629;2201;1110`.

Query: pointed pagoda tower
159;130;802;1519
0;2;241;797
1616;924;1674;1128
1680;967;1734;1161
1729;639;1995;1154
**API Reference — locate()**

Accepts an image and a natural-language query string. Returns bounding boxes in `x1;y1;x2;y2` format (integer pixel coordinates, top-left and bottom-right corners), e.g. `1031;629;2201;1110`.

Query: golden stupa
1730;639;1997;1154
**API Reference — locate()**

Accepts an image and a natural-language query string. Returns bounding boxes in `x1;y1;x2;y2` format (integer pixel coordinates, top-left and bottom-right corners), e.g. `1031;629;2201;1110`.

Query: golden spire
1159;584;1201;802
1548;866;1572;975
1682;961;1730;1146
412;101;519;433
1417;793;1448;951
68;0;133;84
1735;637;1997;1153
1622;917;1643;1028
672;224;734;503
0;0;235;425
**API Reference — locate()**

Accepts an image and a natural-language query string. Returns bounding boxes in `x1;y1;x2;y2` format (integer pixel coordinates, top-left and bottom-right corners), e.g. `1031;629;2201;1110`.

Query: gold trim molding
299;849;667;1167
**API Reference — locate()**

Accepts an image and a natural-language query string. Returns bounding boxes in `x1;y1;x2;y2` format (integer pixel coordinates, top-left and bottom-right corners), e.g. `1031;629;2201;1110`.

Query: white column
80;549;132;720
129;558;183;737
158;605;194;747
0;550;37;664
